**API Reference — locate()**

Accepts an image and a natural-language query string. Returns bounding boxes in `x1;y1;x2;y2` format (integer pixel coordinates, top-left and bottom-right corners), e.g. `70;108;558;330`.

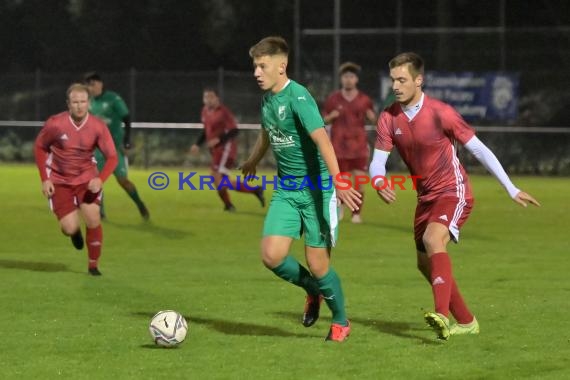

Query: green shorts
95;148;128;178
263;187;339;248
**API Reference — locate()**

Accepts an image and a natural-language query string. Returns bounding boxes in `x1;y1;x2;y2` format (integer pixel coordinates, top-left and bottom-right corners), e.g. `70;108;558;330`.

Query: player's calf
70;230;84;250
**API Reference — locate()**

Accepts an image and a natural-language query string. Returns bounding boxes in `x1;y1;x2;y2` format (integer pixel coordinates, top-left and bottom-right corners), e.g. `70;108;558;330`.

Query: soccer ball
149;310;188;347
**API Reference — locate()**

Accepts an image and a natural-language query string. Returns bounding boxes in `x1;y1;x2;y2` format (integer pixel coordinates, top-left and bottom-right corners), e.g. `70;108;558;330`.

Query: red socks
429;252;474;323
86;225;102;269
217;189;232;207
429;252;453;317
450;278;474;324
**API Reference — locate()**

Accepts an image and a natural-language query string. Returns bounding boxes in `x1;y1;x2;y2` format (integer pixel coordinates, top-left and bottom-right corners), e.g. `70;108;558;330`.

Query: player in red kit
34;83;118;276
370;52;540;340
190;88;264;211
323;62;376;223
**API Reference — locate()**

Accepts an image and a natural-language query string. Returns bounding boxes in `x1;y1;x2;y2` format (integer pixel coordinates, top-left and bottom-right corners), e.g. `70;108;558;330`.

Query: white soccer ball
149;310;188;347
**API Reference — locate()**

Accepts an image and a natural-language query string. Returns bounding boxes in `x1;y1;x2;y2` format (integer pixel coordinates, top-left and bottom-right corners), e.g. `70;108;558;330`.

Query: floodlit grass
1;164;568;379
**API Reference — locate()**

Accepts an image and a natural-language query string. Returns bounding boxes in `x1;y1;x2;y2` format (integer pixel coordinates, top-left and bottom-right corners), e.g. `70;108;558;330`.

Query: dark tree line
1;0;294;72
4;0;568;73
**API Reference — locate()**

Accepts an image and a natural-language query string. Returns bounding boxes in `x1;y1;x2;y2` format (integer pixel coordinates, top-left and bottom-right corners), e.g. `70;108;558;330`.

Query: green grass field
1;164;568;379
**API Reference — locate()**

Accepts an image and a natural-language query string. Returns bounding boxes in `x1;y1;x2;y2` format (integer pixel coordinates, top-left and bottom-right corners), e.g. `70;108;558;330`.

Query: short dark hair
388;52;425;78
83;71;103;83
249;36;289;58
339;61;361;76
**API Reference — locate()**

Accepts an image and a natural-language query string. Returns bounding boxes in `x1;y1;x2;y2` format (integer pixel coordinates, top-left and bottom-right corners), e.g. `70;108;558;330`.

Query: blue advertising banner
380;72;519;122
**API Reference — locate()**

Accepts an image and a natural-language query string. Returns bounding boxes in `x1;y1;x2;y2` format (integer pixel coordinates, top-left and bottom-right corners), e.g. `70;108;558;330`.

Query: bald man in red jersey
35;83;118;276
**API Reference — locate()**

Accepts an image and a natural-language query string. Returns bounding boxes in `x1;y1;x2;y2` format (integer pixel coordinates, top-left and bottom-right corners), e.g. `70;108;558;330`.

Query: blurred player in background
84;72;149;220
323;62;376;223
34;83;118;276
370;52;540;340
190;87;265;211
242;36;362;342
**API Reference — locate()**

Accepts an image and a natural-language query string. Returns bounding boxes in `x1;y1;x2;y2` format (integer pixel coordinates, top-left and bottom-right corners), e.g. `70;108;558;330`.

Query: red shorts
414;196;474;252
211;150;236;175
338;157;369;173
49;183;102;220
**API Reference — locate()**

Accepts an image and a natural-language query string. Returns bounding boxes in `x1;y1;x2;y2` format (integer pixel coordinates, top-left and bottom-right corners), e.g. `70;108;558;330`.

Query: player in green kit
242;36;362;342
84;72;149;220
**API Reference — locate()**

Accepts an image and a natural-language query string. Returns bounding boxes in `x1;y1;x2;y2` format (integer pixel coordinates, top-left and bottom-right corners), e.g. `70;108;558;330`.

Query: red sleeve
441;104;475;145
323;95;335;116
224;107;237;130
374;110;394;152
34;119;55;182
364;95;374;112
96;123;118;182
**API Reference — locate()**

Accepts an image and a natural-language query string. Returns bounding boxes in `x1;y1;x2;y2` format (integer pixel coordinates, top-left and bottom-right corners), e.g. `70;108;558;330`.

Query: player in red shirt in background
35;83;118;276
370;52;540;340
190;88;264;211
323;62;376;223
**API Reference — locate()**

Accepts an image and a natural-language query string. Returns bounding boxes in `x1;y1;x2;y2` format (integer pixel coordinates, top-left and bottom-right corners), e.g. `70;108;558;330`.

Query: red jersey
323;91;374;159
34;112;118;185
375;95;475;202
201;104;237;159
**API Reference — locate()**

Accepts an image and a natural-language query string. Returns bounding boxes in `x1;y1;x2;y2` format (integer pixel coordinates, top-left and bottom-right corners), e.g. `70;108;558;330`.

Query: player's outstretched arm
369;149;395;204
513;191;540;208
310;128;362;211
241;129;270;179
464;136;523;198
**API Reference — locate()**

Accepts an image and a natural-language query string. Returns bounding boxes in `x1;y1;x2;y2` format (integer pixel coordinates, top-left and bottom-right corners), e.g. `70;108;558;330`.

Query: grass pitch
0;165;568;379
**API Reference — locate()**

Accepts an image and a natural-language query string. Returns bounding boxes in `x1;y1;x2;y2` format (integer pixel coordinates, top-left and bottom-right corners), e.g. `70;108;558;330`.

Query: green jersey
261;80;328;180
89;90;129;146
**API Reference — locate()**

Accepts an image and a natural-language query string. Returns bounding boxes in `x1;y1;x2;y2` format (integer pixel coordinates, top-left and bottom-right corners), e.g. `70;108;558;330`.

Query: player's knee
80;207;101;228
260;249;280;268
59;214;80;235
306;260;328;279
84;219;100;229
422;233;444;253
260;244;288;269
60;223;79;236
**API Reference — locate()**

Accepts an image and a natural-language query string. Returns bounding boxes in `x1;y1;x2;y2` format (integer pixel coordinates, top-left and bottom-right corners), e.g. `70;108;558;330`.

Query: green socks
271;256;348;326
316;268;347;326
128;189;145;209
271;255;320;296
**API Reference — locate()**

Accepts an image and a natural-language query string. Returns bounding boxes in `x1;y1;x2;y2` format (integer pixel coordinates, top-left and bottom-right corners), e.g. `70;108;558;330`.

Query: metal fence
2;122;569;175
2;66;570;128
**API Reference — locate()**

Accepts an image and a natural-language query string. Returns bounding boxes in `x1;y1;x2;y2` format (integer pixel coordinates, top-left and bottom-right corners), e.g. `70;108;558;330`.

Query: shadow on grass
139;343;178;349
352;220;495;241
347;220;413;235
273;311;439;345
228;210;265;218
132;311;318;338
103;220;189;239
0;259;73;273
349;316;440;345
